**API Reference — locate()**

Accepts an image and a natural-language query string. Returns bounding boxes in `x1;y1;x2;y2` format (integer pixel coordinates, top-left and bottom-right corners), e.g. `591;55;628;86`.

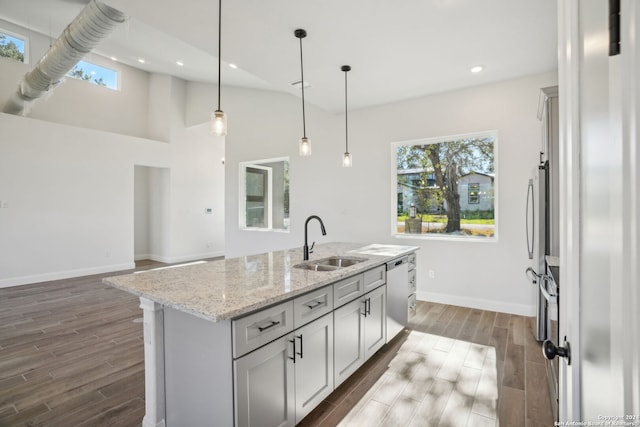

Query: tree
0;35;24;62
68;65;107;86
397;136;494;233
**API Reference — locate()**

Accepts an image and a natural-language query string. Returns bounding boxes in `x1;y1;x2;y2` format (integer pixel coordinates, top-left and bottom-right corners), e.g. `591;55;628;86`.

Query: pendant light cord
299;37;307;138
217;0;222;111
344;69;348;152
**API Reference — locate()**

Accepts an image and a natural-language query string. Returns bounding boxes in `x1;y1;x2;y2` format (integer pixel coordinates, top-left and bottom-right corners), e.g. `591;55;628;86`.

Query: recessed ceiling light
138;58;145;64
229;63;238;69
471;65;484;73
176;61;184;66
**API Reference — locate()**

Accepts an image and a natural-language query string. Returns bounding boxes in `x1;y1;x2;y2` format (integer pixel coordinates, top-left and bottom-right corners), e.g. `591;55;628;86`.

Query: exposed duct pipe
3;0;127;115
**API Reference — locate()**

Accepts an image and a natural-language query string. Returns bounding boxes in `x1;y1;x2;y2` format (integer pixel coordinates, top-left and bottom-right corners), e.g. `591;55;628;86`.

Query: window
239;158;290;231
468;183;480;204
67;60;119;90
392;131;497;240
0;30;27;63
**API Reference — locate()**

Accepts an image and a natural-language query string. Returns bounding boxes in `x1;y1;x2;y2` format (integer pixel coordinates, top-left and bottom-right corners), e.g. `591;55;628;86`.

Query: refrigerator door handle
526;267;540;284
526;179;535;259
539;275;557;303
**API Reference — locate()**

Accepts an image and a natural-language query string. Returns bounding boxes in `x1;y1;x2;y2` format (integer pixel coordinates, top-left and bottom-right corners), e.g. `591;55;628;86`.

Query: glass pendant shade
299;137;312;156
211;109;227;136
342;152;352;167
341;65;352;168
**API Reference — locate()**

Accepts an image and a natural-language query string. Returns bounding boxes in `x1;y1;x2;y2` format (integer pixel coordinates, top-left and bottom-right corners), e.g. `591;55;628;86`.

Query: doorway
134;165;170;262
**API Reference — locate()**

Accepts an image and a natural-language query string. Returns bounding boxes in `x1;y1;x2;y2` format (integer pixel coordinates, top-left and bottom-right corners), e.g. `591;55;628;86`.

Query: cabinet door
333;297;365;387
364;285;387;359
294;313;334;423
234;334;295;427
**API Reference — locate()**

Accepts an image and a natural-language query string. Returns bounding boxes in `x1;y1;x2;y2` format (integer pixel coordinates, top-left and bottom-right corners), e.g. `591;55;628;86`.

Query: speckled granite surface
103;242;418;322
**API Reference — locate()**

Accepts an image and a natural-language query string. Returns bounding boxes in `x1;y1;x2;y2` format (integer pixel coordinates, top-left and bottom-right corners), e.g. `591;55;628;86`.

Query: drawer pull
306;300;323;310
257;320;281;332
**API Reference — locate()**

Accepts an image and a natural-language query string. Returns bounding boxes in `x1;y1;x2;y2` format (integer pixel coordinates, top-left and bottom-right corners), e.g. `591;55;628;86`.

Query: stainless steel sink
293;256;367;271
315;256;367;267
293;263;340;272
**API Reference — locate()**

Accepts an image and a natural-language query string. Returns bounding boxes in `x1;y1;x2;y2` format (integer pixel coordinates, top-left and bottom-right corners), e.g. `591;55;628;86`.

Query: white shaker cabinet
234;312;334;427
334;284;387;387
333;295;366;387
234;333;296;427
363;285;386;360
294;313;334;423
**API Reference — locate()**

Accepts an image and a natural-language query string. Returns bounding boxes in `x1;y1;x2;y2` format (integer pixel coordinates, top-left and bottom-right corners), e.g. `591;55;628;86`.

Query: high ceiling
0;0;557;112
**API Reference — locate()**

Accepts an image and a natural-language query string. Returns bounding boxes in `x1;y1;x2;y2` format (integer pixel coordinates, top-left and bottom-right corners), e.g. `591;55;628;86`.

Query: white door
294;313;334;423
558;0;640;421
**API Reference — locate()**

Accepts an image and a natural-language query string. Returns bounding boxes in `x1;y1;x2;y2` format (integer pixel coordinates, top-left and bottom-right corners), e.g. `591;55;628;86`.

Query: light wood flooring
0;262;553;426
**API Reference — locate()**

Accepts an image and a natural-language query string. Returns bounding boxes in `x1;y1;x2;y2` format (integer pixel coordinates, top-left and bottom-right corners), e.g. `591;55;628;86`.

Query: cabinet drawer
408;269;417;294
363;265;386;292
232;301;294;358
293;286;334;329
333;274;364;308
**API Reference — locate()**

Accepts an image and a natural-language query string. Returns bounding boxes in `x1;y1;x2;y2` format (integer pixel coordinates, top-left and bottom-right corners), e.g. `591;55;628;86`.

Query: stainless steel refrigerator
526;86;559;342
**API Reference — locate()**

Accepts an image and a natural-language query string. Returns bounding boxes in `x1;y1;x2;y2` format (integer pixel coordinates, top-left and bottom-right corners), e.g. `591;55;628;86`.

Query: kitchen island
104;242;418;427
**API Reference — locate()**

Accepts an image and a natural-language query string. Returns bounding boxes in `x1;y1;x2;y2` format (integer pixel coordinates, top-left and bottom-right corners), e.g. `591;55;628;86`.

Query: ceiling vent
3;0;126;116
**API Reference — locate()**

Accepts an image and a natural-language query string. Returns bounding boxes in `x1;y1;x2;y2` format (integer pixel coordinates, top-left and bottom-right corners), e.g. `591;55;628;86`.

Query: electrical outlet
428;270;435;279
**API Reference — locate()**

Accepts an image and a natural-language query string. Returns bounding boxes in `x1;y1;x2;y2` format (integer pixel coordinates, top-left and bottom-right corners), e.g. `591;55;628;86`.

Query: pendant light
295;29;311;156
341;65;352;167
210;0;227;136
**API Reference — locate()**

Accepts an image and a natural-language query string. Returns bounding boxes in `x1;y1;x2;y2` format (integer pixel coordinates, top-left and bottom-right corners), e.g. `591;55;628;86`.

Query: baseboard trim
0;262;136;289
417;291;535;317
145;251;225;264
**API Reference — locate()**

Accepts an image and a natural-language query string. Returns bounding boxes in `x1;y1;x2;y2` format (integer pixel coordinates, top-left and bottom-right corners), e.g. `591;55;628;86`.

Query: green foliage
396;135;495;233
0;35;24;62
68;65;107;86
460;209;495;220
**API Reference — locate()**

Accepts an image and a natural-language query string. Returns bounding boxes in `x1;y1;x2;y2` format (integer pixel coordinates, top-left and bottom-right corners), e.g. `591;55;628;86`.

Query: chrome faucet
303;215;326;260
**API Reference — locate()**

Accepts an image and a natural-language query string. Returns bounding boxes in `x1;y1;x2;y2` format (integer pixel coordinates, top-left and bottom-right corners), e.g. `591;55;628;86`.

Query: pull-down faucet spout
303;215;326;260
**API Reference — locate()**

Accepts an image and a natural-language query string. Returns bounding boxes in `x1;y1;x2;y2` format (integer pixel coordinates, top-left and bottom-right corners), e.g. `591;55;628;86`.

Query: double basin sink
294;256;367;272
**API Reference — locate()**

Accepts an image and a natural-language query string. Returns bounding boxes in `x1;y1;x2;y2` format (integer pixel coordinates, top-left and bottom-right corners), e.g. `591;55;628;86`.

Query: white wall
0;73;226;287
0;18;150;139
0;25;555;316
213;72;557;315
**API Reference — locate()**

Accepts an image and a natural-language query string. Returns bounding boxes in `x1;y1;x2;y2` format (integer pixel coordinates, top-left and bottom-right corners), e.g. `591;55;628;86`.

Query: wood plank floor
0;262;554;426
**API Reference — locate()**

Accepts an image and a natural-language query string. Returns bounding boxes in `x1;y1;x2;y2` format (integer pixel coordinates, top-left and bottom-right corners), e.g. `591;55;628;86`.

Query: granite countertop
103;242;418;323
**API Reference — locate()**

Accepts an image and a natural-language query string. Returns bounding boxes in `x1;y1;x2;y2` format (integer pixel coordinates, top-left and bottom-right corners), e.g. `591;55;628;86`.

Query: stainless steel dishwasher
386;256;409;341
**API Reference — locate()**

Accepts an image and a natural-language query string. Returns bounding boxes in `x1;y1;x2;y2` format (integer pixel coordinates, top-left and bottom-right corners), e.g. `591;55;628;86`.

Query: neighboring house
458;172;494;212
397;169;494;214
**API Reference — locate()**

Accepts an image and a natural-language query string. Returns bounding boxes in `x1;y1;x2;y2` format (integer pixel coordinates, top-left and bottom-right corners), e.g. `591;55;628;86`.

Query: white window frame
0;28;29;64
238;157;290;233
390;130;499;242
66;59;120;91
